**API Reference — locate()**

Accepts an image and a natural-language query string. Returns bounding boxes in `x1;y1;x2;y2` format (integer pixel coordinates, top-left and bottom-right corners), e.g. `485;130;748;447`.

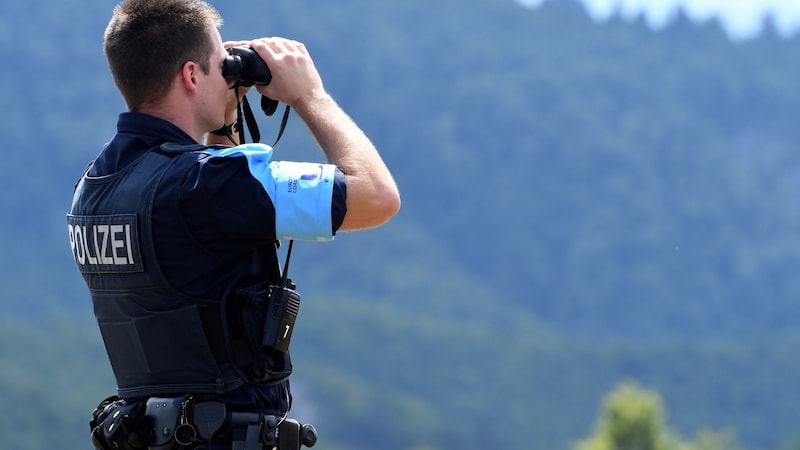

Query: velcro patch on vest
66;214;143;273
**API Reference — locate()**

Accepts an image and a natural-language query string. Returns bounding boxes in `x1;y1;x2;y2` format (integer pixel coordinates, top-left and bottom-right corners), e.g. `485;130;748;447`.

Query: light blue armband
201;143;336;241
271;160;336;240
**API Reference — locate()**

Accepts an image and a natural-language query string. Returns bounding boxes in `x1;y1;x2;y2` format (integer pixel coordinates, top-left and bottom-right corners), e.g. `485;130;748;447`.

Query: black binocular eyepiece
223;46;272;87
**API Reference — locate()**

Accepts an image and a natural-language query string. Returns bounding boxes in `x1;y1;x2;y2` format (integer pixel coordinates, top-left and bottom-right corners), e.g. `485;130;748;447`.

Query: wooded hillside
2;0;800;449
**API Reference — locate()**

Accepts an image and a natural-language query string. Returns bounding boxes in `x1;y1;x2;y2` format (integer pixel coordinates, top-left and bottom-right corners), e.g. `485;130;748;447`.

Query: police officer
67;0;400;448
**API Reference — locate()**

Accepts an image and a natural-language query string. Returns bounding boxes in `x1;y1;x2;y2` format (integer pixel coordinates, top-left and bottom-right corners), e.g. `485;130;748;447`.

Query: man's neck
137;100;202;143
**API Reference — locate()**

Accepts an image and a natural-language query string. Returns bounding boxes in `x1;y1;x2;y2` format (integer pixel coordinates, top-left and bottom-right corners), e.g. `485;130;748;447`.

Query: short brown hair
104;0;223;110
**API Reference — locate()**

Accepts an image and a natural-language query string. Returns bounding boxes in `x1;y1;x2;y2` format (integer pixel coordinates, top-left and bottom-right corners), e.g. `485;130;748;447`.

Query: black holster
89;396;150;450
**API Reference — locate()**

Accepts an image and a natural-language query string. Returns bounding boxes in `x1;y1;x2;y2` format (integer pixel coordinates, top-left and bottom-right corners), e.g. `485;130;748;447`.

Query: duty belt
146;396;317;450
91;394;317;450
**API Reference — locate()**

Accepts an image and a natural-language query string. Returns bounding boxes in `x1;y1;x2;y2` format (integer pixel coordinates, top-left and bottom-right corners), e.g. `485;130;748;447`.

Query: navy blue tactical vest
67;144;288;399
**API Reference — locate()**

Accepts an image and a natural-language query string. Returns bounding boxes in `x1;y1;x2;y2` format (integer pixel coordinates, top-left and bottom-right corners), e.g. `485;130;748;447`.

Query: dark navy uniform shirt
91;112;347;412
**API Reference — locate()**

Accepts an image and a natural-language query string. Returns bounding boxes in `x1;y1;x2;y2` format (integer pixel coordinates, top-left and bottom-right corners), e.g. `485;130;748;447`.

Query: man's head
104;0;223;111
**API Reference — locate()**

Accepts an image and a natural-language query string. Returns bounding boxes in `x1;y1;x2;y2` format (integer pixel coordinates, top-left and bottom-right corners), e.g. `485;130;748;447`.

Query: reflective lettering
66;215;141;272
68;224;86;265
68;224;76;262
97;224;112;264
83;225;98;265
110;225;126;265
125;224;134;264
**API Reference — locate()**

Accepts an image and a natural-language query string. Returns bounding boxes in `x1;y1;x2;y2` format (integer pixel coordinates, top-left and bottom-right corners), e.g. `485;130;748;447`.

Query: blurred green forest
3;0;800;449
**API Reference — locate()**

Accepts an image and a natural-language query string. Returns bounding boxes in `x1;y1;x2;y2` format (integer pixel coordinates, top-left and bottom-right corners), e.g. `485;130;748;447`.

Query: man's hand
247;37;325;109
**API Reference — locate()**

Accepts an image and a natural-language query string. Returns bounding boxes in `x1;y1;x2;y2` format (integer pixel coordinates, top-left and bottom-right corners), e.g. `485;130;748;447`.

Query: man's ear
180;61;200;94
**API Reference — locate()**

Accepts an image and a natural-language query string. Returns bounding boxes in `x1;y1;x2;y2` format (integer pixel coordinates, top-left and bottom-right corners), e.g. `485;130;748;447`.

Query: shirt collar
89;112;199;177
117;112;197;145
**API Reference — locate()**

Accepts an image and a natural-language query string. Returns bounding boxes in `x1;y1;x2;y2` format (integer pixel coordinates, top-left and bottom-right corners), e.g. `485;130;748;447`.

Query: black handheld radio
262;240;300;353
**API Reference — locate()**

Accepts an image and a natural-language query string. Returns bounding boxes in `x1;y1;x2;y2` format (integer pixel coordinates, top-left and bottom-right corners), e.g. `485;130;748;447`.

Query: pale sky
520;0;800;39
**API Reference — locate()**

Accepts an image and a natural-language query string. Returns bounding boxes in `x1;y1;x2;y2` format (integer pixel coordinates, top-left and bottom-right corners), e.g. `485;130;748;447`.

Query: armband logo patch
285;165;325;194
299;166;323;181
66;214;143;273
